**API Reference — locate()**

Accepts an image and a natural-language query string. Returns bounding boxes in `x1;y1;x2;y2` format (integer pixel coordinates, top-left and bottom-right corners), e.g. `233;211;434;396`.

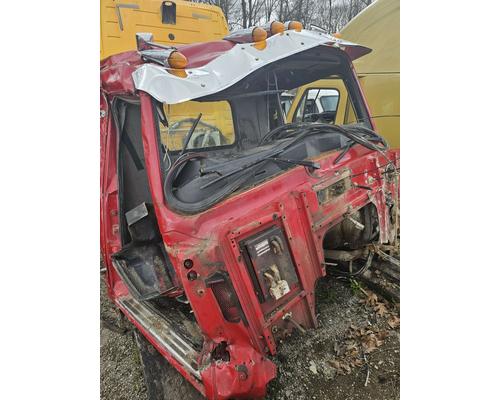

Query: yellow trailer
342;0;399;148
286;0;400;148
100;0;229;59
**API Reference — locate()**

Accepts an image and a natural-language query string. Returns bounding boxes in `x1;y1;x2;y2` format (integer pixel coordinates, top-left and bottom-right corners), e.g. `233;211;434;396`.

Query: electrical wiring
163;123;396;214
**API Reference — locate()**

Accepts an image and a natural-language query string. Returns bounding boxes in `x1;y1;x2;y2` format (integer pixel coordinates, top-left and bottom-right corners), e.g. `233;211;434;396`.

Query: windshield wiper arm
180;113;202;156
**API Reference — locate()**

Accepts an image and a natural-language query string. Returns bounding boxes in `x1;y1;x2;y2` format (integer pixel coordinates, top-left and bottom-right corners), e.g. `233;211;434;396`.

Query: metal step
117;296;201;380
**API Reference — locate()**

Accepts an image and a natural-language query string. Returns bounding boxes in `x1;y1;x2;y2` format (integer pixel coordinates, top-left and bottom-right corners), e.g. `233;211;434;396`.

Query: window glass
294;88;340;123
280;95;294;115
159;100;235;151
319;94;339;111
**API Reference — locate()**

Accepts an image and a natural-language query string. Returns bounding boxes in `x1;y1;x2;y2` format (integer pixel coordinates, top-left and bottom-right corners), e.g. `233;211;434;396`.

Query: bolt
238;370;248;380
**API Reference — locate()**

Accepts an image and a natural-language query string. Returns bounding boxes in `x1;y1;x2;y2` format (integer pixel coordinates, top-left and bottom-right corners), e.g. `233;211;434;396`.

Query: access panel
240;225;300;312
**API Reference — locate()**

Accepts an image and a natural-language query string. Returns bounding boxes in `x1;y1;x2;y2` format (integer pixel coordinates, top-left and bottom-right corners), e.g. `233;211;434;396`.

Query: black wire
328;251;374;277
163;124;398;214
258;122;310;145
260;123;389;154
333;141;354;164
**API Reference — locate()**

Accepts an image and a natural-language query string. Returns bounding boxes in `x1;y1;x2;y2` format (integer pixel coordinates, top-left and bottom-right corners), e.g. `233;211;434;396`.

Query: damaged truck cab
100;24;399;399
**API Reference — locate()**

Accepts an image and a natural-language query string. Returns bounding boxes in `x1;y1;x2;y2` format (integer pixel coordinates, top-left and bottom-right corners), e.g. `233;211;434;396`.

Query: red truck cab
100;25;399;399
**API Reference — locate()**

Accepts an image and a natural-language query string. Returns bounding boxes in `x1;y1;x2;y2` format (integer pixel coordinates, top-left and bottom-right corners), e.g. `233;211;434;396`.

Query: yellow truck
101;0;234;147
286;0;400;148
101;0;229;59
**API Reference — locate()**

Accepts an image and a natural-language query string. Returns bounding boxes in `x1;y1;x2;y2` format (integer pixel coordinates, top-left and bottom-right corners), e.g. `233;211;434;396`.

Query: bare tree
241;0;248;27
263;0;280;20
197;0;372;31
193;0;240;27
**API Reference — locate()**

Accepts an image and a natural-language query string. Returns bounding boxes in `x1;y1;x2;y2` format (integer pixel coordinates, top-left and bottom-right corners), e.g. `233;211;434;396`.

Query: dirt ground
100;279;148;400
100;269;399;400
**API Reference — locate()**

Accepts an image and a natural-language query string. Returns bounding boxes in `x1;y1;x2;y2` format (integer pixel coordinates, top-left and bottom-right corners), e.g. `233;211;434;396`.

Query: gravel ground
266;270;400;400
100;268;399;400
100;279;148;400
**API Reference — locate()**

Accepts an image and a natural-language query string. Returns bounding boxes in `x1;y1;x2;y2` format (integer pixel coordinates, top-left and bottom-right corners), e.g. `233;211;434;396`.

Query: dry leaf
353;358;365;367
388;316;400;329
346;346;359;358
361;333;383;353
377;330;390;340
339;361;351;374
346;340;357;350
374;303;389;317
365;292;379;306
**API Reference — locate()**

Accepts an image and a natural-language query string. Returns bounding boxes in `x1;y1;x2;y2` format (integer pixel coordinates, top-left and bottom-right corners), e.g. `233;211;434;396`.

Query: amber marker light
167;51;188;69
167;69;188;78
286;21;303;32
270;21;285;35
252;27;267;42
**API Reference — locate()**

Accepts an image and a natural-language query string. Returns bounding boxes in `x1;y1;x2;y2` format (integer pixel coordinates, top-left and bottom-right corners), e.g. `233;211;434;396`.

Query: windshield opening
150;43;382;214
155;75;370;156
156;91;287;155
159;100;235;152
156;78;384;215
154;47;373;159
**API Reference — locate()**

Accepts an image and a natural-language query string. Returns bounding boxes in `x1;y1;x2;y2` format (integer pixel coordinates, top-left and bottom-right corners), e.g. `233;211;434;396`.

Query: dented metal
131;30;370;104
100;28;399;400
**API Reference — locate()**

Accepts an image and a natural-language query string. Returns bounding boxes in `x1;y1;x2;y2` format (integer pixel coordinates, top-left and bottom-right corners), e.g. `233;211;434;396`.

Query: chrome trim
117;296;201;379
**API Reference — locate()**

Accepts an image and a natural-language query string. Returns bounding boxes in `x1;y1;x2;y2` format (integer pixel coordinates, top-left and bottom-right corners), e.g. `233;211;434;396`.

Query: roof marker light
167;51;188;69
252;27;267;42
224;26;268;44
285;21;303;32
271;21;285;35
251;27;268;50
263;21;285;36
167;69;187;78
